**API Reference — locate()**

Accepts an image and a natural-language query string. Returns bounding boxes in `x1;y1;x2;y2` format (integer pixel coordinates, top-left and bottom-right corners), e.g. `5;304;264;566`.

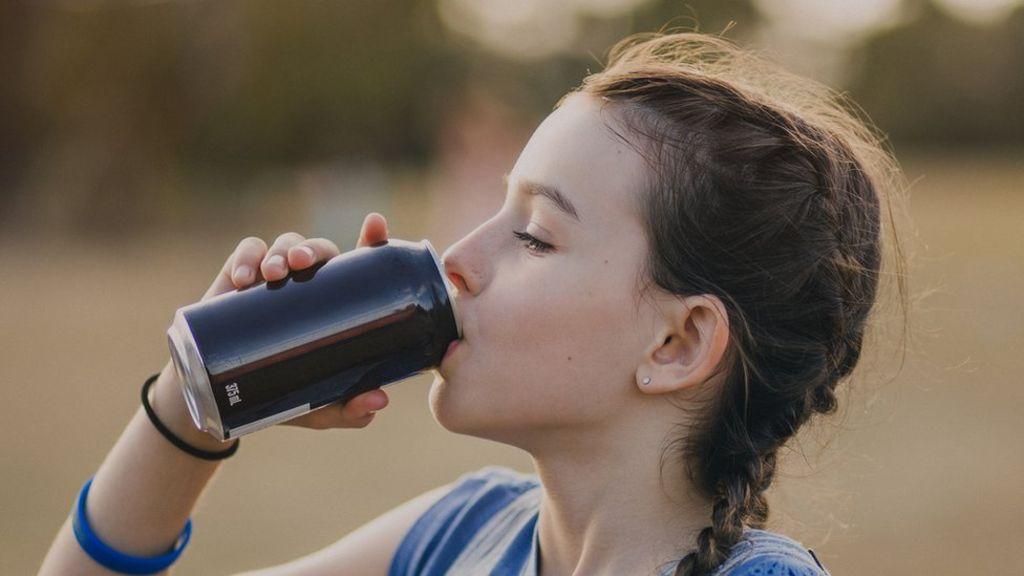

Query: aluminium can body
166;238;461;441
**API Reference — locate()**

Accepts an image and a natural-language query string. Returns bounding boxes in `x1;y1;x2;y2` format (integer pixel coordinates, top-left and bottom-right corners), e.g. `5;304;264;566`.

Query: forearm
39;360;235;575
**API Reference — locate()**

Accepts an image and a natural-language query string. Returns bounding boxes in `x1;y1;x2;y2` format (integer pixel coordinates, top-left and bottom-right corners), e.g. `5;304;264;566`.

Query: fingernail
267;254;285;269
298;246;315;260
233;265;252;282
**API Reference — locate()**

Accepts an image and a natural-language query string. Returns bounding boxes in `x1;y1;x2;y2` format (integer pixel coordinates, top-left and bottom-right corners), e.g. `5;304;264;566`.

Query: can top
423;238;463;340
167;309;225;439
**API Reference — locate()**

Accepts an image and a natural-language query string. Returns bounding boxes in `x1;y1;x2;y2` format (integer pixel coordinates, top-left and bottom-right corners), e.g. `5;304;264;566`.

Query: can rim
167;309;226;440
422;238;463;340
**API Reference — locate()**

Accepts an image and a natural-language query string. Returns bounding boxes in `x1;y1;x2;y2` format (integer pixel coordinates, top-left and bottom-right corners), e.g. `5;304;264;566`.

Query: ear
636;294;730;395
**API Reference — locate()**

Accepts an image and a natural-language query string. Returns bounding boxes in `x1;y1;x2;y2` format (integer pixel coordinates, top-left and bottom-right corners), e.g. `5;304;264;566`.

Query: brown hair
561;31;910;575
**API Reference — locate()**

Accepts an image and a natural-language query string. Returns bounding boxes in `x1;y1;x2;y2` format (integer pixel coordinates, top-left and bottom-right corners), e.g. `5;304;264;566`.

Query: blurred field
2;150;1022;575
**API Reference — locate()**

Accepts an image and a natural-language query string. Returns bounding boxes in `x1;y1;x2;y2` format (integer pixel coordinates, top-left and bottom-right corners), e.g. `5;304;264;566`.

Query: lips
443;339;460;360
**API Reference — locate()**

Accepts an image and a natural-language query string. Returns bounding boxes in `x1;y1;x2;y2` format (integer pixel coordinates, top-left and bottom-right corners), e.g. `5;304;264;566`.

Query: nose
441;223;491;296
442;253;471;295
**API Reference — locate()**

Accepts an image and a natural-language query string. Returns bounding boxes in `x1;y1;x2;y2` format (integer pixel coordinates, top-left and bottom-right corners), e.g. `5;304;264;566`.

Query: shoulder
417;465;541;520
714;529;832;576
389;465;541;576
448;464;542;495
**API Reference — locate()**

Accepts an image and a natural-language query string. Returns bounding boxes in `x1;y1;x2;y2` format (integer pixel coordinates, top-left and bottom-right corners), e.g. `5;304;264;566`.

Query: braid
672;448;778;576
813;130;883;409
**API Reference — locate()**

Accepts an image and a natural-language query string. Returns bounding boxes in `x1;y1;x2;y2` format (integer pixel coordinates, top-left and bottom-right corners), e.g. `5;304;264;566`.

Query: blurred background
1;0;1021;574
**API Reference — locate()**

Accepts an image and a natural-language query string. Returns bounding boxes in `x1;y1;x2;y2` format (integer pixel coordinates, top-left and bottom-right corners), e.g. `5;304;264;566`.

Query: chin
428;371;504;439
428;371;471;433
428;372;547;452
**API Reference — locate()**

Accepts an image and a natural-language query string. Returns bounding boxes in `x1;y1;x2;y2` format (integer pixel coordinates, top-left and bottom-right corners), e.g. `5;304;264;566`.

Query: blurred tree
0;0;1019;236
850;0;1024;146
184;1;460;167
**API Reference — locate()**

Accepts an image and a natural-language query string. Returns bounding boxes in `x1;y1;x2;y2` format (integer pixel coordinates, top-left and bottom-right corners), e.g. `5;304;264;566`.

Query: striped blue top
389;465;831;576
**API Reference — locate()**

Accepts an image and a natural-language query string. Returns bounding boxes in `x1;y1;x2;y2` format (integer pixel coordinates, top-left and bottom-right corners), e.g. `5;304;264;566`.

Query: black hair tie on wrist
141;372;239;460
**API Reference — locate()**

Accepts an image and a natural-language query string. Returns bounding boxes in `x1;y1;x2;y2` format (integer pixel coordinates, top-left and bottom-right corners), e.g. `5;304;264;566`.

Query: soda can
166;238;462;441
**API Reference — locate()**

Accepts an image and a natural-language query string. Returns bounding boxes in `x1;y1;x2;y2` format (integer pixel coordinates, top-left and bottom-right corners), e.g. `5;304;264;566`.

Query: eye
512;229;555;254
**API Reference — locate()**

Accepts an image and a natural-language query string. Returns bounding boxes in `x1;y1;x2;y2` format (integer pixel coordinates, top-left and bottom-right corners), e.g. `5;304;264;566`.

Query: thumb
357;212;389;248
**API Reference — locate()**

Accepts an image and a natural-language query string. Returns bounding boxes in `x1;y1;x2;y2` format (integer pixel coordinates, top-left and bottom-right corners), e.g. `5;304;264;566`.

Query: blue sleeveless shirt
389;465;831;576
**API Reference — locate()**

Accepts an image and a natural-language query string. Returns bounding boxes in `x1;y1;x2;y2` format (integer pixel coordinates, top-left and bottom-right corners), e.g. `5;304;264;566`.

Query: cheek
430;261;641;434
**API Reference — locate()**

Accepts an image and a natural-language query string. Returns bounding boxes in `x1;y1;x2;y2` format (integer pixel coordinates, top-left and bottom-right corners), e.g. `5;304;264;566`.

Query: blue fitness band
72;476;192;574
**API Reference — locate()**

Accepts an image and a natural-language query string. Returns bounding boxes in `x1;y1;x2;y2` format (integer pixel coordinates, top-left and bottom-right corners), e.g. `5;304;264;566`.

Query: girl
40;31;907;576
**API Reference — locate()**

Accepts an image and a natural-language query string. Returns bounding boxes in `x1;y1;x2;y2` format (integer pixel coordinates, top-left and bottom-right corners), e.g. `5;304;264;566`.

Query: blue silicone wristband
72;476;192;574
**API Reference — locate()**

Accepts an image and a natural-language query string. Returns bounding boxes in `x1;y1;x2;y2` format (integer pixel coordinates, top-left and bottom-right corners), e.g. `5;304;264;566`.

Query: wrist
73;475;192;574
151;361;236;454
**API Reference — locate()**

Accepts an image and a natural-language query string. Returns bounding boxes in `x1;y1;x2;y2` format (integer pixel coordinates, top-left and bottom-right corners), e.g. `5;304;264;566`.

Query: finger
330;403;381;428
339;389;389;419
228;236;270;288
282;404;378;429
202;237;268;300
278;388;388;429
261;232;307;281
336;411;377;429
355;213;389;249
286;237;342;270
316;390;387;426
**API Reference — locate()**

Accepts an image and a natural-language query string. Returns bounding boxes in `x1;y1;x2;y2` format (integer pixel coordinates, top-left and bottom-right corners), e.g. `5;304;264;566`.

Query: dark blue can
166;238;461;440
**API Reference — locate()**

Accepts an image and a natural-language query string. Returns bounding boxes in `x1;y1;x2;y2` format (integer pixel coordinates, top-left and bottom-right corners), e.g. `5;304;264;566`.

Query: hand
196;212;392;430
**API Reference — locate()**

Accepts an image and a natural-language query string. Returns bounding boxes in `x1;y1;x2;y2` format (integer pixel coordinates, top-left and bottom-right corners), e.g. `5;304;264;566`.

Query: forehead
509;93;647;223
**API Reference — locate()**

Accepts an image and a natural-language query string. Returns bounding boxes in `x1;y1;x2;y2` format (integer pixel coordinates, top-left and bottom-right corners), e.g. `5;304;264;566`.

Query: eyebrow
502;173;581;223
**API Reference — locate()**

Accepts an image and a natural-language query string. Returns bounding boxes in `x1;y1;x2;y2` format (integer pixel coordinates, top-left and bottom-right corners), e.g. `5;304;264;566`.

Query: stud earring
641;377;651;385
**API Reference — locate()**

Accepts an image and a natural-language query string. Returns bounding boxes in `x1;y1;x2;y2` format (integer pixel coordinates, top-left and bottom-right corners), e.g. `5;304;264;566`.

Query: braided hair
564;31;909;576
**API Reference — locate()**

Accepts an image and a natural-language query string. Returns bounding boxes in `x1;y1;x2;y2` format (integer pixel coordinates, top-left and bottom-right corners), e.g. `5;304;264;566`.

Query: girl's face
431;93;664;445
